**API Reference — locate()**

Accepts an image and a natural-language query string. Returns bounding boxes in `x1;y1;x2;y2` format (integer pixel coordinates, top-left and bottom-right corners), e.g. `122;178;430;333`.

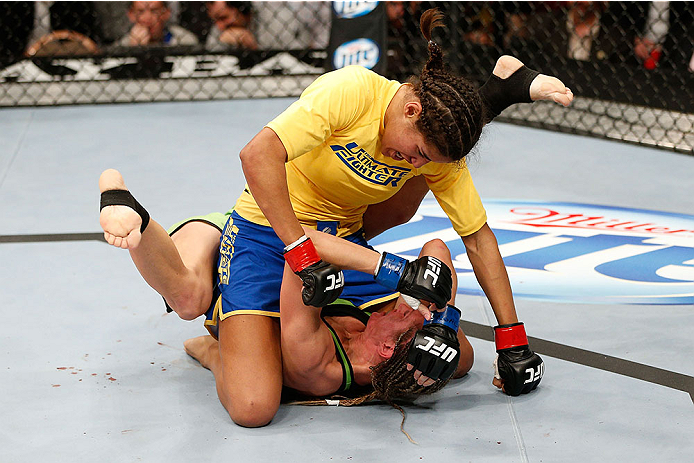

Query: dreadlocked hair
410;8;486;162
289;327;454;443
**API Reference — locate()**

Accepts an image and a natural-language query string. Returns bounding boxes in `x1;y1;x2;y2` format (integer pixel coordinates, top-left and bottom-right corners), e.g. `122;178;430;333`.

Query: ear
161;9;171;23
127;9;137;24
403;100;422;119
377;340;396;360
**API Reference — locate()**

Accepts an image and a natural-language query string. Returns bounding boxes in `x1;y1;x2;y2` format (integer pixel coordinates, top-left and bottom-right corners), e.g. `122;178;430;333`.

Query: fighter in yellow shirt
235;64;486;238
98;9;573;427
237;9;571;412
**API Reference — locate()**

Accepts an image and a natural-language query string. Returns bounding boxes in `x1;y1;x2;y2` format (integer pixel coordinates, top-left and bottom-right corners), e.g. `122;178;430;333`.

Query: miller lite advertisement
327;1;386;74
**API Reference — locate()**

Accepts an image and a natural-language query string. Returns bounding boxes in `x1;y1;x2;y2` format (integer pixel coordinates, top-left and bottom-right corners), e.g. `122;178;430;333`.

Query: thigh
217;314;282;427
167;214;226;318
171;221;222;283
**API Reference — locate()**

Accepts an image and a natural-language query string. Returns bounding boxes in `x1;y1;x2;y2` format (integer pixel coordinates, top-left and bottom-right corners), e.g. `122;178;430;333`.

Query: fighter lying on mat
100;163;543;427
100;169;474;426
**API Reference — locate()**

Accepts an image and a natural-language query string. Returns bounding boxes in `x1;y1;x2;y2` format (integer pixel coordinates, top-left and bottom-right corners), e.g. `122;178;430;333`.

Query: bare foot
184;335;220;371
99;169;143;249
529;74;573;107
493;55;574;108
491;55;525;79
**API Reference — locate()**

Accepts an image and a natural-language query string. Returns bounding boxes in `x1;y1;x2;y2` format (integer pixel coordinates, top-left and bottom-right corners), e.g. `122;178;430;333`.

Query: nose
409;157;427;168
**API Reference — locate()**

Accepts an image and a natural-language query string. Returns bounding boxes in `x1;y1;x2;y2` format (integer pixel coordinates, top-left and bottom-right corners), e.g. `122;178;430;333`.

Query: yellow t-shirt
233;65;487;238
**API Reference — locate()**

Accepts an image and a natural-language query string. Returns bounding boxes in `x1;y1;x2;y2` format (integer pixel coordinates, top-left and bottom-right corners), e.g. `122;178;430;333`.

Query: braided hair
411;8;485;162
289;327;454;442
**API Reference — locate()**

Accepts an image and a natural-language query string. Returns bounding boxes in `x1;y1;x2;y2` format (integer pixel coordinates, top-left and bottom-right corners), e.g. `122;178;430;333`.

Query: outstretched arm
461;223;517;325
303;227;452;315
462;224;544;395
302;227;380;274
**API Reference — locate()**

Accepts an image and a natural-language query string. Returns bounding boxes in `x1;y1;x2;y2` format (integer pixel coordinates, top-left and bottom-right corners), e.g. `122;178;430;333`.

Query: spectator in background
632;1;694;72
565;1;606;61
539;2;645;66
119;1;198;47
633;1;668;69
22;1;103;57
205;1;257;50
93;2;132;46
251;1;330;51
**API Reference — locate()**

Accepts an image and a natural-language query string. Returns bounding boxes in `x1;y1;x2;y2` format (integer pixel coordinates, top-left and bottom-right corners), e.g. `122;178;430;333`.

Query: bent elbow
239;144;254;167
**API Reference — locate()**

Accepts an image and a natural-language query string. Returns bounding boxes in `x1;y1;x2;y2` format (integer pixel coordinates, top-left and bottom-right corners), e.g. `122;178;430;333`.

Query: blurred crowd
0;1;331;65
385;1;693;78
1;1;692;75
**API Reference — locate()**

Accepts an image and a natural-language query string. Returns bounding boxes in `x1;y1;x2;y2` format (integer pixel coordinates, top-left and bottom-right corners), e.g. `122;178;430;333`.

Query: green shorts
167;210;233;236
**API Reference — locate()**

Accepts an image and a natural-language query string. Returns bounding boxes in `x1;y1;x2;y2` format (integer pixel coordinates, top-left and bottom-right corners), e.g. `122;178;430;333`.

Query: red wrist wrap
494;323;528;351
283;238;320;273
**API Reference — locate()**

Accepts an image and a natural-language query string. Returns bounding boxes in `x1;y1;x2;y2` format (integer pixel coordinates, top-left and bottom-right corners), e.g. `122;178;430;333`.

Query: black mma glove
494;322;544;396
407;305;461;382
374;252;452;309
284;235;344;307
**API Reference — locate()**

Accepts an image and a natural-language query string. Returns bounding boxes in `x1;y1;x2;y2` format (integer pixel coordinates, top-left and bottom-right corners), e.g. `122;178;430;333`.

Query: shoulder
419;160;468;176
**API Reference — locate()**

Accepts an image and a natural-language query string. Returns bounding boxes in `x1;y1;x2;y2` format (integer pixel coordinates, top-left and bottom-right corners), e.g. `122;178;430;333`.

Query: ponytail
412;8;485;162
419;8;445;75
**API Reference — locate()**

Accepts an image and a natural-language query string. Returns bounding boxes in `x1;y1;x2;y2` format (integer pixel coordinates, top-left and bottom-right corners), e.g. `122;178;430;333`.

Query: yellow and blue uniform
213;65;487;329
206;211;396;337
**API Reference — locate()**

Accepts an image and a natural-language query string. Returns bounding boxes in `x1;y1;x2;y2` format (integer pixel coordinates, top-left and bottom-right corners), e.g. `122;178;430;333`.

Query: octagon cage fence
1;1;692;153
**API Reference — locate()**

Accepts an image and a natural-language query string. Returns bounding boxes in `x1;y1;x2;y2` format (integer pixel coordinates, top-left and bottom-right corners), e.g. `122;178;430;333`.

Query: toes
126;229;142;249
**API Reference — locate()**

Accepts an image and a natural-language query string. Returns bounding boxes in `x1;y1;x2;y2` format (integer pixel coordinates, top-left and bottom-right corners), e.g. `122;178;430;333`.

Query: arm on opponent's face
303;227;452;313
302;227;381;274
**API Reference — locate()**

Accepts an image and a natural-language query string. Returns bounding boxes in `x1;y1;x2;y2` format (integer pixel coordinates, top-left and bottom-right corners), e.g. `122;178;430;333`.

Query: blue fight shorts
204;211;398;339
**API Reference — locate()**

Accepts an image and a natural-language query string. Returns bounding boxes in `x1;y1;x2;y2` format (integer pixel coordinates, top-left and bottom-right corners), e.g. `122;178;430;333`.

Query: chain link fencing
1;1;692;153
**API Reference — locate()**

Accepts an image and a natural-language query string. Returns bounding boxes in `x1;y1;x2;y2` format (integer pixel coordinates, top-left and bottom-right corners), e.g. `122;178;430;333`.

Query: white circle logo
333;38;380;70
333;1;378;19
372;199;694;305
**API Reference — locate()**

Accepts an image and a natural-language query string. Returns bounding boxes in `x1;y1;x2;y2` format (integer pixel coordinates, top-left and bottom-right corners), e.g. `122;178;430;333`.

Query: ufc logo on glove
325;273;344;291
423;257;442;286
415;335;458;362
525;362;544;384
